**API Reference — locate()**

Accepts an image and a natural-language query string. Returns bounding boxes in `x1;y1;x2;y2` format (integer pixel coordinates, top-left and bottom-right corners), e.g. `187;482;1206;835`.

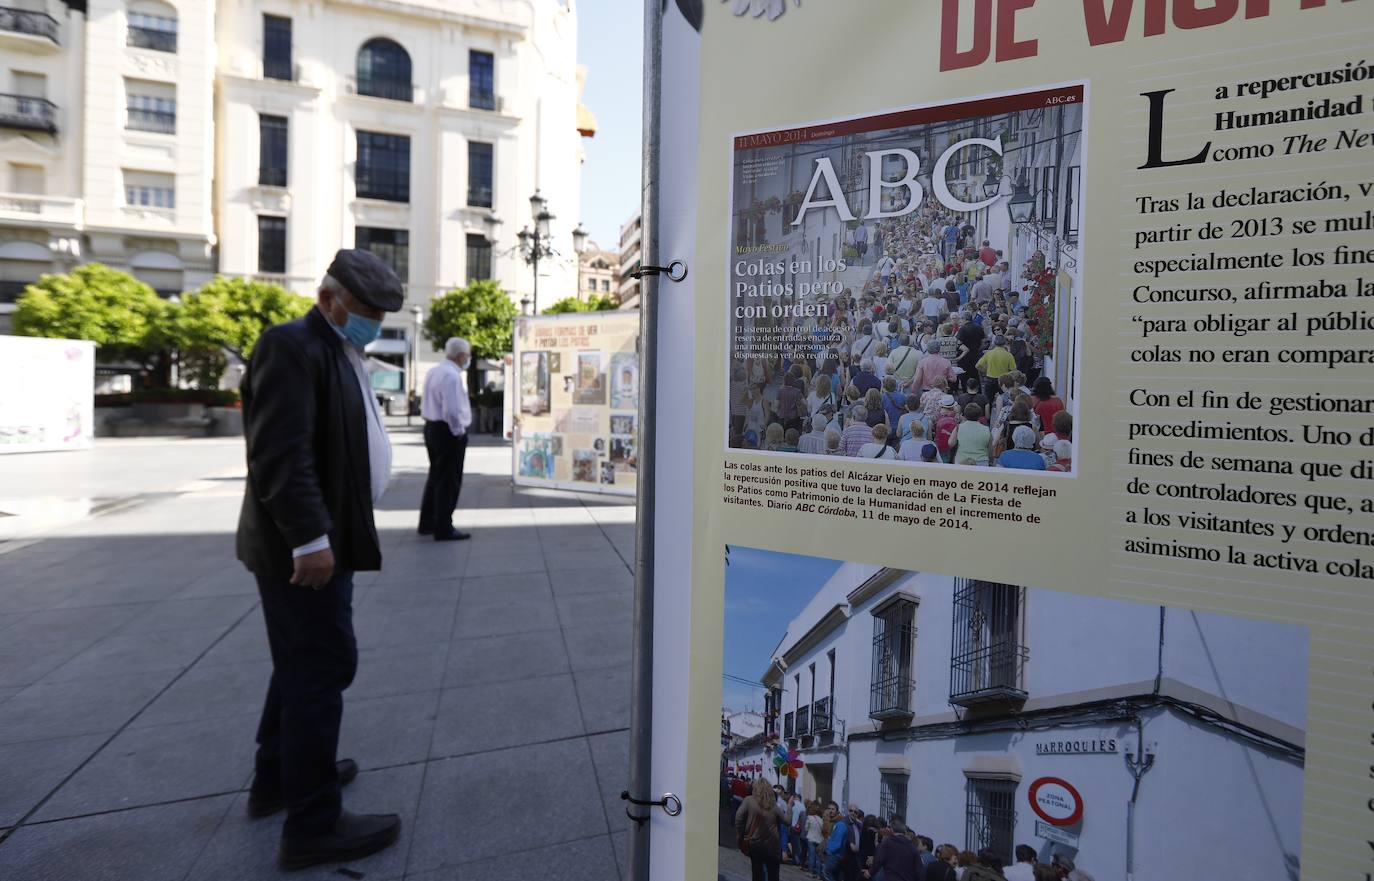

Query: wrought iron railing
795;704;809;737
811;697;831;733
353;75;413;102
965;778;1016;858
127;25;176;53
782;711;794;739
470;90;497;111
870;599;916;720
127;108;175;134
0;94;56;133
950;579;1028;707
0;6;58;42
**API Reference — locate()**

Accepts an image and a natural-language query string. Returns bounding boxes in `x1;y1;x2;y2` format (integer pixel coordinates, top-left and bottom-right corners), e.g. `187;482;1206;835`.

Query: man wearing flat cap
236;249;403;869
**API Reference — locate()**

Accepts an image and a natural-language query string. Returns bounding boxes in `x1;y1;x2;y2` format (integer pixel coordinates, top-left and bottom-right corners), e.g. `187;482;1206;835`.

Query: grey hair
812;414;828;432
319;273;349;300
860;359;874;372
444;337;471;359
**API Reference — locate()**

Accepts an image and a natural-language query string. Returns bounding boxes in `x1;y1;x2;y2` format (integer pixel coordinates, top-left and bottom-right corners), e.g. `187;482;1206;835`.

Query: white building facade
0;0;217;329
757;563;1306;881
213;0;585;349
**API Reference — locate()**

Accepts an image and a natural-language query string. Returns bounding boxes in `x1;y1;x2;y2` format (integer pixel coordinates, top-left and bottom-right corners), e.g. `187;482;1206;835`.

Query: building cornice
324;0;530;37
218;73;324;100
779;603;850;669
846;567;906;609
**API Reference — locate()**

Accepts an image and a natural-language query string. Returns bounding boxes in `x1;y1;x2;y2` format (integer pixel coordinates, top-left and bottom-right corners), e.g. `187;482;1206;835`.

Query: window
965;778;1016;858
126;81;175;133
1038;166;1058;226
259;114;287;187
356;38;412;102
127;8;177;53
258;216;286;274
586;277;596;291
783;711;794;739
467;141;492;207
356;131;410;202
465;233;491;285
123;170;175;209
949;580;1028;707
794;673;808;736
601;279;610;292
263;15;292;81
469;50;495;110
870;595;916;720
879;773;909;822
1063;166;1080;241
355;226;408;283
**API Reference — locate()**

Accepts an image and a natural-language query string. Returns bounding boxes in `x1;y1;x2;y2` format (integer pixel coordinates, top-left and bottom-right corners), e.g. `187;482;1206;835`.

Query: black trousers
419;421;467;536
253;568;357;839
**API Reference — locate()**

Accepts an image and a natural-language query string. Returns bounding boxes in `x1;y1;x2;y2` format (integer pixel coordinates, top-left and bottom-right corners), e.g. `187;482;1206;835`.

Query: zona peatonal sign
1028;777;1084;828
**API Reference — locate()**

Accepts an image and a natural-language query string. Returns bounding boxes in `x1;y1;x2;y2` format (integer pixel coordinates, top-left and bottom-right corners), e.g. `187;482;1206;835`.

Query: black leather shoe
278;811;401;870
416;526;433;536
248;759;359;819
434;530;471;542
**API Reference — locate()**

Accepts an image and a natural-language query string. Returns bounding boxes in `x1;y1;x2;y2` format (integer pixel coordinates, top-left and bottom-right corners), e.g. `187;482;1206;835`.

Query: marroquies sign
1035;737;1118;755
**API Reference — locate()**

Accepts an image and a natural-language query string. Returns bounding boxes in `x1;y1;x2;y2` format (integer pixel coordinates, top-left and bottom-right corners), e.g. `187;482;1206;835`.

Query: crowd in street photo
723;779;1093;881
728;204;1073;472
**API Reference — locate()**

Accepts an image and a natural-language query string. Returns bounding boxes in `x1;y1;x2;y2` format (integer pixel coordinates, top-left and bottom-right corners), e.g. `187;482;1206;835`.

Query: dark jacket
236;307;382;577
873;835;924;881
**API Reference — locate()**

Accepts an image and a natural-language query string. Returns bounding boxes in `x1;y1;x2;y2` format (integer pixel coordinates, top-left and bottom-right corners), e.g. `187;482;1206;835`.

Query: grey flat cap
327;248;404;312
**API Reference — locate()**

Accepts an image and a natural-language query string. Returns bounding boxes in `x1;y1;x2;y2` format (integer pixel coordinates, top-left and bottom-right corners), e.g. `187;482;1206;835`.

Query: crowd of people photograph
722;778;1094;881
728;206;1073;472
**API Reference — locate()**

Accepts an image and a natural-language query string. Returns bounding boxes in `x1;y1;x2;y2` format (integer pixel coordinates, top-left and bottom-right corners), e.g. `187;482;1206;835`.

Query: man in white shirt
1004;844;1038;881
419;337;474;541
921;287;948;321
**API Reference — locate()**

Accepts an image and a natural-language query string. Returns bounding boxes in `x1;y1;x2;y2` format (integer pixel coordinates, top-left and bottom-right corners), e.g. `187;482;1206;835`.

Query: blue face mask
339;311;382;348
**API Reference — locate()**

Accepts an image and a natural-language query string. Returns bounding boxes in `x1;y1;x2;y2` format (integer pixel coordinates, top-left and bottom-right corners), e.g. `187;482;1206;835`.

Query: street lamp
496;189;587;316
520;295;532;316
1007;179;1036;224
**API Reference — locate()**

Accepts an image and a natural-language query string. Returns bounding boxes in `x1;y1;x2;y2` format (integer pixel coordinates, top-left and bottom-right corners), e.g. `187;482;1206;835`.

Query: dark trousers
253;568;357;839
750;852;781;881
419;421;468;536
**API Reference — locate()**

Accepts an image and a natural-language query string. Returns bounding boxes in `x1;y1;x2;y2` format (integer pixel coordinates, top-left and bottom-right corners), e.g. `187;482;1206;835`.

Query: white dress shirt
421;359;472;437
291;333;393;559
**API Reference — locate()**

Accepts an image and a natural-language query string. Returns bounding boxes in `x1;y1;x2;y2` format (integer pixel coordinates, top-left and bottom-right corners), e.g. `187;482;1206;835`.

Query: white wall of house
760;566;1306;880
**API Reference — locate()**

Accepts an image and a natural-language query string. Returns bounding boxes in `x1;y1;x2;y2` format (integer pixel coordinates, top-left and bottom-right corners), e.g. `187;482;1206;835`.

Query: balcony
811;697;832;735
127;25;176;53
347;76;414;103
127;108;175;134
0;6;59;48
0;193;82;228
782;711;794;740
949;641;1029;707
795;704;809;738
469;91;502;112
0;94;56;133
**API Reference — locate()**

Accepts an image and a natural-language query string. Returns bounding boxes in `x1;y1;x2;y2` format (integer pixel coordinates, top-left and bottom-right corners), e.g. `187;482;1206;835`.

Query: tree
12;264;172;368
423;279;517;361
173;276;314;388
542;293;620;314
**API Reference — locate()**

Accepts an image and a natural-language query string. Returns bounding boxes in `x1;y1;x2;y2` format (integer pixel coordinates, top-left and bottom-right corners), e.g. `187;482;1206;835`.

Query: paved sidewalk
0;430;635;880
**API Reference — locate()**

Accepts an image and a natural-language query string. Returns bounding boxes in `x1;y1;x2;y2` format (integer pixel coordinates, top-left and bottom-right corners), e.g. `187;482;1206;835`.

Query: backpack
934;413;959;452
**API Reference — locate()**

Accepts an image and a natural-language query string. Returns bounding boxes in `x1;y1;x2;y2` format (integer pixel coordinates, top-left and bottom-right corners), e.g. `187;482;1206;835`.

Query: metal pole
628;0;662;876
532;237;541;315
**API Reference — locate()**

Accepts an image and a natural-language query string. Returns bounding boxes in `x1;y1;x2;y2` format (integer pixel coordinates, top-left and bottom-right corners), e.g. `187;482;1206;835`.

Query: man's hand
291;547;335;588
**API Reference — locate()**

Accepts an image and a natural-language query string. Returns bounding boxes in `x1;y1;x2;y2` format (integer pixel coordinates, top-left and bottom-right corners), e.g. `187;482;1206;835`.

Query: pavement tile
0;670;177;745
362;579;461;611
430;673;583;757
171;566;259;600
39;626;228;683
338;690;440;768
194;612;269;667
458;571;552;603
33;714;259;821
406;738;606;872
458;552;547;579
186;765;420;881
548;564;634;597
563;619;634;672
556;590;634;630
573;665;632;734
56;577;194;609
0;793;234;881
453;592;560;639
612;829;629;880
355;603;460;651
545;548;631;574
587;730;631;833
0;734;107;827
116;595;259;635
442;629;570;689
371;544;471;584
350;643;450;700
129;659;272;729
450;834;621;881
0;584;76;615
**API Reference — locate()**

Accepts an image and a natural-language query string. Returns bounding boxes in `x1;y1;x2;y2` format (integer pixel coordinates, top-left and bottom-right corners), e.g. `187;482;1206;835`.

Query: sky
721;546;843;713
576;0;644;252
